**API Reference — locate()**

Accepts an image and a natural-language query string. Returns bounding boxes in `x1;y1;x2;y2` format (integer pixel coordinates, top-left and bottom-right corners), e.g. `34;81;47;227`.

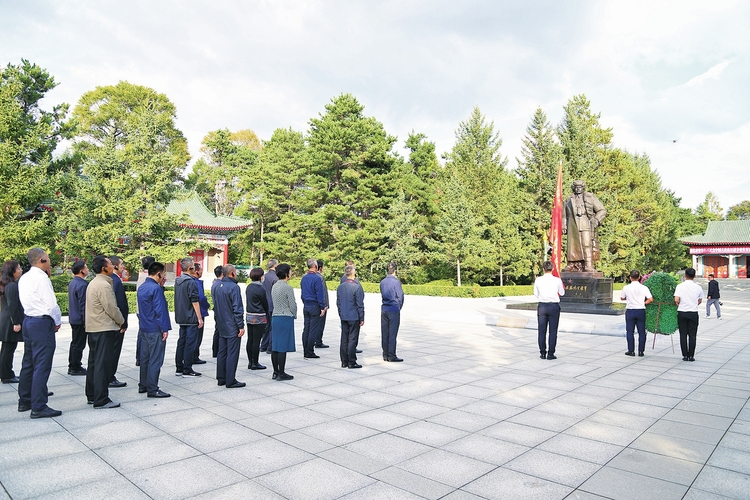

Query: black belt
27;315;53;320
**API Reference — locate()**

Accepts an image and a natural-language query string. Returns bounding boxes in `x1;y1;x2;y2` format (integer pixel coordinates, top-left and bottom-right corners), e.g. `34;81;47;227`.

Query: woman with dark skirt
270;264;297;381
0;260;24;384
245;267;269;370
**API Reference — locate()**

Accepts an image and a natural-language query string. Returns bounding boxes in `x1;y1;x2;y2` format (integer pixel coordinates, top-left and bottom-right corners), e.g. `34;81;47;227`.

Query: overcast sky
3;0;748;211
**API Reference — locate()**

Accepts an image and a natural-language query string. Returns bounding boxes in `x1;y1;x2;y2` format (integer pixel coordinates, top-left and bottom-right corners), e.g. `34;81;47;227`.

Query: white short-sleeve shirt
620;281;653;310
674;280;704;312
534;273;565;303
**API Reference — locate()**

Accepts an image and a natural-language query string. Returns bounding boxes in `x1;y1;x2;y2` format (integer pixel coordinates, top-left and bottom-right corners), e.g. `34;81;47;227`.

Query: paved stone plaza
1;287;749;500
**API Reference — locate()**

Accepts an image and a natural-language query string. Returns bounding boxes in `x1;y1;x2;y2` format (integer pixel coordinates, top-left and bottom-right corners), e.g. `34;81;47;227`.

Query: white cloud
684;60;733;87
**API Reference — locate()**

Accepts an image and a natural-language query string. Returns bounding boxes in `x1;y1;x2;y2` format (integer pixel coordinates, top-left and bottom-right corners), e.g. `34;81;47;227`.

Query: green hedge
293;279;536;298
55;291;212;315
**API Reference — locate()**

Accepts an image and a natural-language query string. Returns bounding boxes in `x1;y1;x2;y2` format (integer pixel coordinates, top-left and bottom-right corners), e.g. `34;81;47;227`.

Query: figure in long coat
562;180;606;272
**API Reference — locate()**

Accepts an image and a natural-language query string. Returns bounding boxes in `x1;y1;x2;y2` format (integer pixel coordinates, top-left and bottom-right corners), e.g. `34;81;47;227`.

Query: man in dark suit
211;265;223;358
337;265;364;368
108;256;129;388
213;264;246;388
314;260;330;349
301;258;327;359
67;260;89;376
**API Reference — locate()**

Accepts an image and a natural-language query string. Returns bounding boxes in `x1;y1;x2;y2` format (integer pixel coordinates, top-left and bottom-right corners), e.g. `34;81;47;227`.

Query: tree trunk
500;265;504;287
457;258;462;287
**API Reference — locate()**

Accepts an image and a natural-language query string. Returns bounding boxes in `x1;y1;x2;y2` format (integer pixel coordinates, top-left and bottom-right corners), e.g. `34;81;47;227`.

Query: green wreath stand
644;273;679;352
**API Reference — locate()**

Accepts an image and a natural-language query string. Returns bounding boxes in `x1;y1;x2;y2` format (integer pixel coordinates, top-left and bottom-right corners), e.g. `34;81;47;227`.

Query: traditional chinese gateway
680;220;750;278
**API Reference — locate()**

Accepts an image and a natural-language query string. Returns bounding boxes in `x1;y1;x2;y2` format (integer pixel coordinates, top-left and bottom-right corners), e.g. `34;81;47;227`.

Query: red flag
549;161;563;277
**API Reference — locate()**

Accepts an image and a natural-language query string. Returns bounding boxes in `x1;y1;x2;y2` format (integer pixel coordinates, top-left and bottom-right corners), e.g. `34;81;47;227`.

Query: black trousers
0;340;19;380
246;323;265;366
68;323;87;370
340;320;361;366
85;330;117;407
381;311;400;359
537;302;560;355
212;329;219;358
194;324;204;360
109;329;124;382
217;335;241;385
175;324;198;373
625;309;647;353
678;311;699;357
302;304;322;356
18;316;55;411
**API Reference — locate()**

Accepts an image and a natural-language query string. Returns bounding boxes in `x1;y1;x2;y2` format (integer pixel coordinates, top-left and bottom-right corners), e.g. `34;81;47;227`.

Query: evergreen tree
516;107;562;277
0;60;69;261
727;200;750;220
57;82;193;268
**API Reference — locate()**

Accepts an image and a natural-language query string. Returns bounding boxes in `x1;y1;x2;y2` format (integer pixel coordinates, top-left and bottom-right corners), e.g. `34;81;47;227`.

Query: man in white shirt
620;270;653;357
534;261;565;360
674;268;704;362
17;248;63;419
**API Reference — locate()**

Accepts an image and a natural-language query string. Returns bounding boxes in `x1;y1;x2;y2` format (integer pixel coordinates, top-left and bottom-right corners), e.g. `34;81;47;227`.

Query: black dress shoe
387;357;403;362
540;353;547;359
348;363;362;369
18;403;31;412
193;359;207;365
218;380;225;386
272;372;278;380
688;357;695;362
277;373;294;381
135;360;140;366
304;354;320;359
47;391;54;396
638;352;644;357
109;379;127;388
341;362;347;368
625;351;635;356
547;354;557;360
138;387;147;394
1;376;19;384
226;381;247;388
356;349;362;354
147;390;171;398
254;363;266;370
67;368;87;376
315;344;329;348
183;371;202;377
383;355;387;361
682;356;689;361
30;407;62;419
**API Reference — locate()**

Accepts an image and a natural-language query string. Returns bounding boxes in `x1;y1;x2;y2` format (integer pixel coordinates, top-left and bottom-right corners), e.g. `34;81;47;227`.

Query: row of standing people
534;262;712;362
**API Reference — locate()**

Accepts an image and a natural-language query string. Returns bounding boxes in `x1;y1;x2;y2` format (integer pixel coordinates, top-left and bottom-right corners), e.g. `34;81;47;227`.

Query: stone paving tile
480;419;558;446
370;466;456;500
578;466;688;500
507;409;583;433
68;417;163;449
255;457;375;500
184;480;285;500
208;438;314;478
399;448;497;487
1;451;118;500
647;418;727;445
536;433;623;465
443;433;529;466
344;408;417;432
463;467;573;500
342;432;433;465
389;420;469;447
504;449;602;487
660;408;735;430
31;475;150;500
337;481;425;499
607;448;703;485
630;431;723;463
96;433;200;472
564;419;645;446
0;430;88;468
691;465;750;498
172;420;265;453
707;445;750;475
124;455;245;500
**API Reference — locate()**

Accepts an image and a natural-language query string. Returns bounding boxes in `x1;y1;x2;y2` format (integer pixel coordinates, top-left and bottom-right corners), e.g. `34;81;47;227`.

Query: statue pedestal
558;272;624;315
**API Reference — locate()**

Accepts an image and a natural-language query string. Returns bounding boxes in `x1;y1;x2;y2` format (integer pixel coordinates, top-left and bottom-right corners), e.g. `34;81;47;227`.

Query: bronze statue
562;180;606;273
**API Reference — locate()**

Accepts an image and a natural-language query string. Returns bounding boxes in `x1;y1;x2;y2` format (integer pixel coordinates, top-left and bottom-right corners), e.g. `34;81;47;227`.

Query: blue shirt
67;276;88;325
380;274;404;313
301;271;327;309
137;277;172;334
192;276;210;318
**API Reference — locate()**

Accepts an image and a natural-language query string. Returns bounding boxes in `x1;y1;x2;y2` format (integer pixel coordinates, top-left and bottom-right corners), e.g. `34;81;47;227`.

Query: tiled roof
680;220;750;245
167;192;252;233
